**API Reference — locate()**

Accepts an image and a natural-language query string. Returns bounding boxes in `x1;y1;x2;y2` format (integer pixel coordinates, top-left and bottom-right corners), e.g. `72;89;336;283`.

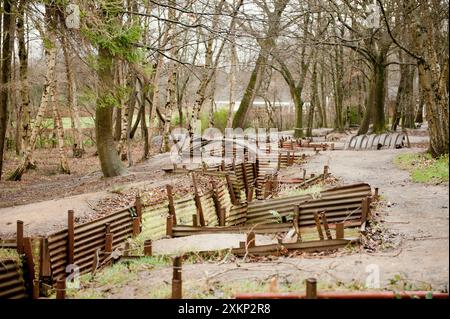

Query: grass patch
394;152;448;184
67;256;171;299
278;184;323;198
0;248;21;264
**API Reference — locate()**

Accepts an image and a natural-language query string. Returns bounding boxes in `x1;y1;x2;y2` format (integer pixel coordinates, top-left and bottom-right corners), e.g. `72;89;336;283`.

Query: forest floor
1;128;448;298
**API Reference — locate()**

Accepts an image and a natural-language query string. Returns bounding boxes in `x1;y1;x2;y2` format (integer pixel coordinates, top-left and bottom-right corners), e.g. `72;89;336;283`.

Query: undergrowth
394;152;448;184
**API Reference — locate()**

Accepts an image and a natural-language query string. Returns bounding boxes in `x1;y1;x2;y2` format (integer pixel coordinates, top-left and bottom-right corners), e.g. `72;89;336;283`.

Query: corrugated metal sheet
45;205;137;280
0;259;27;299
247;183;371;224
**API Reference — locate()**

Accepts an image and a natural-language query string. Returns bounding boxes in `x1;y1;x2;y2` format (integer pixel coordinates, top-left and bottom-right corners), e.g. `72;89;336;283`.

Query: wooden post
225;174;237;205
39;237;51;278
144;240;152;256
361;197;370;223
210;181;223;225
374;187;379;200
320;212;332;240
293;206;302;242
192;214;198;227
246;232;256;248
335;222;344;239
105;233;113;253
286;151;290;166
192;173;205;226
306;278;317;299
166;215;173;237
219;208;226;226
173;256;182;280
166;185;177;225
277;153;281;170
221;160;225;171
33;280;40;299
132;218;140;236
252;162;257;181
23;237;36;297
124;242;130;257
172;256;182;299
247;187;253;203
67;210;75;266
302;169;306;181
313;212;324;240
263;179;270;199
331;143;335;150
16;220;24;254
323;165;329;178
135;194;142;222
172;279;182;299
56;278;66;299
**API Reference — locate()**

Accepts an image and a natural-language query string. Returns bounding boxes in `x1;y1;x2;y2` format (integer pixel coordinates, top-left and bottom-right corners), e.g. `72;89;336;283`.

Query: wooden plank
320;212;333;240
192;173;205;226
166;185;177;225
313;212;324;240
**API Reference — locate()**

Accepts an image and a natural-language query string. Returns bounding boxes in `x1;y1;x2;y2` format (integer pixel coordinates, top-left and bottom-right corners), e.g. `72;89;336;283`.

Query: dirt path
0;153;181;238
81;147;448;298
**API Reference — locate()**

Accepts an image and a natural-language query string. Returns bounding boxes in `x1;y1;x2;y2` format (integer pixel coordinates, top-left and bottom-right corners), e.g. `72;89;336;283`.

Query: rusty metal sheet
0;259;27;299
231;238;359;256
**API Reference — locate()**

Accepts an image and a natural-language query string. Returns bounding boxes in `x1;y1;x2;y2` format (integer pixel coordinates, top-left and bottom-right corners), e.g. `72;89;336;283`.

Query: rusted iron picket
144;240;152;256
172;256;182;299
306;278;317;299
56;278;66;299
67;210;75;266
16;220;24;254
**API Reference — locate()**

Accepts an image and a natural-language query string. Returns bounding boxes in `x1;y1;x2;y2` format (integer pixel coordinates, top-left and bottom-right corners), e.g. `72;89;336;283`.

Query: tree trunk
16;0;30;156
332;45;344;132
415;85;424;123
117;61;129;159
319;61;328;128
8;6;57;180
372;61;387;133
226;37;237;128
95;46;126;177
208;73;217;128
161;62;177;153
357;75;374;135
232;52;266;129
62;36;84;156
307;62;318;136
50;79;70;174
140;82;149;159
0;0;13;180
417;58;449;157
401;63;415;129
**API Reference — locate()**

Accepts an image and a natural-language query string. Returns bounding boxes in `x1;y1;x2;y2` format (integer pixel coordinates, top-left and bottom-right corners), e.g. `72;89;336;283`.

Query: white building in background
214;100;295;112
